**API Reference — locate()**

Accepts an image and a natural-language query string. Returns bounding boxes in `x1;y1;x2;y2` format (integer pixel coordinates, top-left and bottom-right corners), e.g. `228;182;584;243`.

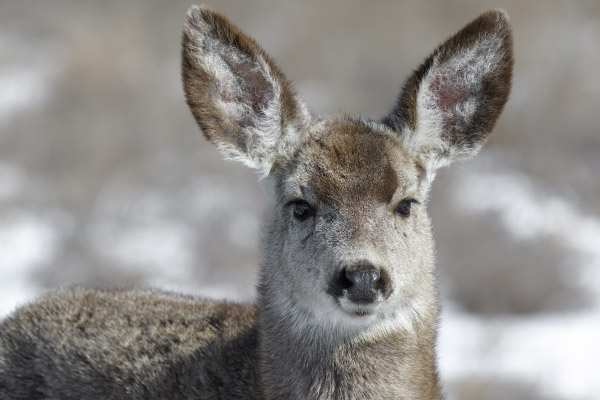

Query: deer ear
181;5;311;175
384;10;513;177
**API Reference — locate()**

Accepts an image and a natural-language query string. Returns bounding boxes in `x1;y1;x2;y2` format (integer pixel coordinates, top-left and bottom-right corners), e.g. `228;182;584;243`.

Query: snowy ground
439;165;600;400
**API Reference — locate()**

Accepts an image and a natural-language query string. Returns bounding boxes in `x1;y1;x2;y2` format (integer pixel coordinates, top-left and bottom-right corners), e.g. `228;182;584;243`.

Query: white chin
338;298;382;317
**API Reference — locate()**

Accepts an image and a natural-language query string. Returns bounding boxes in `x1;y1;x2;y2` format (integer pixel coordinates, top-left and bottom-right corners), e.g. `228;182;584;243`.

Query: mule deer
0;5;513;399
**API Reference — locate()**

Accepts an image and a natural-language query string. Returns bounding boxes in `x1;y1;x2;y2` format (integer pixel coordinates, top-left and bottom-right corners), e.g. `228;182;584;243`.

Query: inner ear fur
384;9;513;171
181;5;310;174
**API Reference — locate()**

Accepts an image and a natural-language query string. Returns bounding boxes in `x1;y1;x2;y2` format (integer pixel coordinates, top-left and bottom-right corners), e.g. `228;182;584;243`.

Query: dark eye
291;200;315;221
395;199;418;217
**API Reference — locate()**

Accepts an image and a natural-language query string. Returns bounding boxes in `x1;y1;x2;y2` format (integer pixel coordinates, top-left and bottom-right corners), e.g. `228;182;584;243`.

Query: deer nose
344;267;380;304
333;262;390;304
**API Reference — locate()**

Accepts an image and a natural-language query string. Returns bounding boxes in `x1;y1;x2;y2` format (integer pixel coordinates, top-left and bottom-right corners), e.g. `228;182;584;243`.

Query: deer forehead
284;121;421;207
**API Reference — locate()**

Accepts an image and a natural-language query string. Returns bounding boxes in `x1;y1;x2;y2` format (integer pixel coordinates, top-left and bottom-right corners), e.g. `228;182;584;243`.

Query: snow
440;310;600;400
88;218;195;284
0;33;64;127
0;212;58;316
438;165;600;400
0;67;47;127
454;167;600;301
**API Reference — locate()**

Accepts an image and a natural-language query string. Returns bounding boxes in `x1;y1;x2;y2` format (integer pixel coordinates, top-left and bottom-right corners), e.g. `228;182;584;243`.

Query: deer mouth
337;297;383;317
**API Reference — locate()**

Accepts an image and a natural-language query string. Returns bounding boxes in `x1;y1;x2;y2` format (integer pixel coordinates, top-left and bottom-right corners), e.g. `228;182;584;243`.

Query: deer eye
290;200;315;221
395;199;418;217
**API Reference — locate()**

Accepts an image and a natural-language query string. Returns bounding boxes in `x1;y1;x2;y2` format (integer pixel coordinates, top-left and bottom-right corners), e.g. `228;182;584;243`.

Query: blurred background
1;0;599;398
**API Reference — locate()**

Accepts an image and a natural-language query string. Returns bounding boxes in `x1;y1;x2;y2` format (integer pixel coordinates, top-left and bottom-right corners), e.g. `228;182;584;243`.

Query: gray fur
0;5;513;400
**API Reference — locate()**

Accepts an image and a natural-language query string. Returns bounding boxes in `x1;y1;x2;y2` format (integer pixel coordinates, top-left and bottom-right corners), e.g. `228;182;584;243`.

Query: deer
0;5;513;399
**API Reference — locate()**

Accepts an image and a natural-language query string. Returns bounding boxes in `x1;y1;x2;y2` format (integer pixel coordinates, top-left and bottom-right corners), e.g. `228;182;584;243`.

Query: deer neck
255;282;442;399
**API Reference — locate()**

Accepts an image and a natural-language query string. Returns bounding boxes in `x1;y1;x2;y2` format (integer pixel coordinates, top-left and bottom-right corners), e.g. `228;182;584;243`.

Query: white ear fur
386;10;513;180
182;5;311;176
409;36;507;166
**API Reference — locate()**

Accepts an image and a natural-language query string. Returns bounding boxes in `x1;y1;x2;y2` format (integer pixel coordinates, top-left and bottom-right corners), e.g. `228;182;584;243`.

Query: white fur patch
185;8;310;176
404;34;506;172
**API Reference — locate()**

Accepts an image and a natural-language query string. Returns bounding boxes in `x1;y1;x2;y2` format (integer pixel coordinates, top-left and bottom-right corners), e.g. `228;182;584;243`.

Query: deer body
0;5;513;399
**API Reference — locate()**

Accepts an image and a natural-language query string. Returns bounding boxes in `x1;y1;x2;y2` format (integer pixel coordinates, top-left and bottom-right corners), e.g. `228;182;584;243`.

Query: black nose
329;261;390;304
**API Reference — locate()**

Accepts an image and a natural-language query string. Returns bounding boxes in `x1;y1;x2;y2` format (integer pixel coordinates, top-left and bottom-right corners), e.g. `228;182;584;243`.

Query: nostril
339;268;353;289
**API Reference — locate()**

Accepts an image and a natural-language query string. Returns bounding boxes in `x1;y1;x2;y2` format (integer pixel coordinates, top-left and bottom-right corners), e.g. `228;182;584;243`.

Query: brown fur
0;287;258;399
308;121;400;207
